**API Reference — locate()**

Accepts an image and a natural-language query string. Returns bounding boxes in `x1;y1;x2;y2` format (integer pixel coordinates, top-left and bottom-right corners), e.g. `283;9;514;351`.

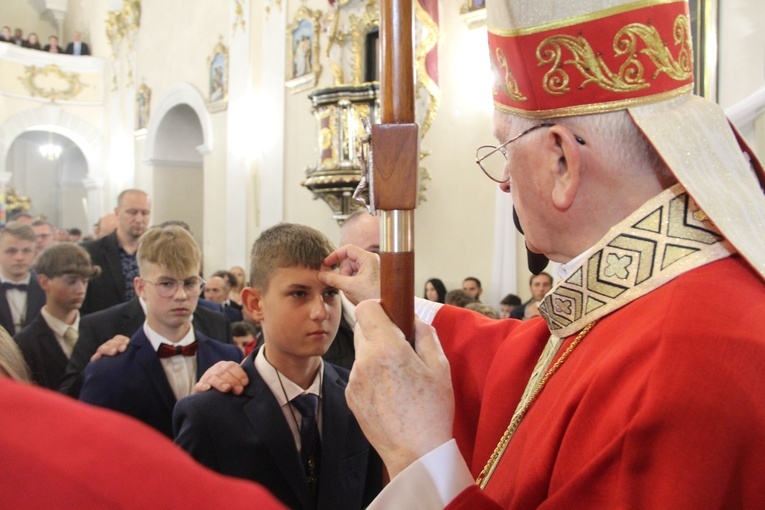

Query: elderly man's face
494;111;552;256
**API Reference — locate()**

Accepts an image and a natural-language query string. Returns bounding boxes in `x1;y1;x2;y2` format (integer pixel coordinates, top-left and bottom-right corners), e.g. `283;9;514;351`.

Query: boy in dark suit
0;221;46;335
80;225;242;438
15;243;100;390
174;223;381;510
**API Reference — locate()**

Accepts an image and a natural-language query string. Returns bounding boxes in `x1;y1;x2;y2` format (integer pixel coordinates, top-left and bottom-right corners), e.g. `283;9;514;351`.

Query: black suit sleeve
362;448;383;508
173;395;221;471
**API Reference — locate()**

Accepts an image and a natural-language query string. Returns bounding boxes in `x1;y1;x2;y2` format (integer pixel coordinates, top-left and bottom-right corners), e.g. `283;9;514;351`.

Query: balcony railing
0;43;104;105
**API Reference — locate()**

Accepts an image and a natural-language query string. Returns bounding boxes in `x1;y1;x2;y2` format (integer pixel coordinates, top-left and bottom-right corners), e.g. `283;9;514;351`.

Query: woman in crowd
23;33;41;50
423;278;447;304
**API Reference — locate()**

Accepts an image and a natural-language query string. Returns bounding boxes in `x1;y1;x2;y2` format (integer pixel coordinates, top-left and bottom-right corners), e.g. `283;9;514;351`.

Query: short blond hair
249;223;336;291
0;221;36;243
137;225;201;276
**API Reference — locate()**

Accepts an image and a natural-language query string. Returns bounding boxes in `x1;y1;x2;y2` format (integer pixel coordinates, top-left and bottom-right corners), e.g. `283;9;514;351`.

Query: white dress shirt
1;274;31;334
144;323;197;401
254;345;323;450
40;308;80;358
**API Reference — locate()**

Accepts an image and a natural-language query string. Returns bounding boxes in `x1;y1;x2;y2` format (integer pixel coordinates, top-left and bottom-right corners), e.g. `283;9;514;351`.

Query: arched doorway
5;130;88;229
149;103;205;240
143;83;211;252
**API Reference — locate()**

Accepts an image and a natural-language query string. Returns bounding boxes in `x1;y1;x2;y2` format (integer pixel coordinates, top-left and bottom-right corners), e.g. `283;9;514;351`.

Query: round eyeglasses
475;123;586;183
143;276;205;298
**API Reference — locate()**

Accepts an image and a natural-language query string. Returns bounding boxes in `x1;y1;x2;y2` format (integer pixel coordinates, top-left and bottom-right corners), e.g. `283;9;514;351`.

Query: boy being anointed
174;223;381;510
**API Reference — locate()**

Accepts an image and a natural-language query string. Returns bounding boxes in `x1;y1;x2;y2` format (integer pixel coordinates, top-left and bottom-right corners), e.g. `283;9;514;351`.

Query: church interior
1;0;763;308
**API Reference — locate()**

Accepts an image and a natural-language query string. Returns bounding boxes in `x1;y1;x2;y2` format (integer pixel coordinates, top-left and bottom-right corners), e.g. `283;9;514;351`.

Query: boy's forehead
271;264;335;281
0;235;33;248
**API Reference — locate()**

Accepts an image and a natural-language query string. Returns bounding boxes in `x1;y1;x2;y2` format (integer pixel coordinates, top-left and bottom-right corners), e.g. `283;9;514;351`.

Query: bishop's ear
241;287;265;322
549;125;584;211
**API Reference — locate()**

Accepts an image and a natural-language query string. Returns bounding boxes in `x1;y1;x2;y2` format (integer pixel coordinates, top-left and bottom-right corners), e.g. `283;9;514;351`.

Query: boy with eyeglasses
80;225;241;437
15;243;100;390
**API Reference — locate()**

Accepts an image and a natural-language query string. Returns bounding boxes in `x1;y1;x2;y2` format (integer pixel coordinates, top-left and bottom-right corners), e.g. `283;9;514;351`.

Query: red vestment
0;378;286;509
438;256;765;508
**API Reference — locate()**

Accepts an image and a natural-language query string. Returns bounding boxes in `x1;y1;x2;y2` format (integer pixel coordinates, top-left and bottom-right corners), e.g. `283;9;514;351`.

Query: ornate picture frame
208;38;229;112
689;0;718;100
136;83;151;131
460;0;486;29
286;6;322;93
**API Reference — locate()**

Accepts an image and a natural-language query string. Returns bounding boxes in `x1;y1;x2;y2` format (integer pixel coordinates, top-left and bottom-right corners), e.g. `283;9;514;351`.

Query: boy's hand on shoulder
90;335;130;361
195;360;249;395
320;244;380;305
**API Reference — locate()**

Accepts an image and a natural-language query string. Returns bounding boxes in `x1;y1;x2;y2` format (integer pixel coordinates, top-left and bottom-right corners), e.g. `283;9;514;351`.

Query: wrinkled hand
194;360;249;395
347;300;454;479
90;335;130;361
320;244;380;305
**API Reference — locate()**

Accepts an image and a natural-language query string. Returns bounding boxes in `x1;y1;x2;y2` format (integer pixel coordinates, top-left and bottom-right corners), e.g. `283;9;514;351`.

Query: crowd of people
1;26;90;55
421;274;540;321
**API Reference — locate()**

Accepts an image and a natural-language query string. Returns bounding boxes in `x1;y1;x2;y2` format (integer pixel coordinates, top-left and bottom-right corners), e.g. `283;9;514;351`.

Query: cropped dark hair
34;243;101;278
249;223;336;290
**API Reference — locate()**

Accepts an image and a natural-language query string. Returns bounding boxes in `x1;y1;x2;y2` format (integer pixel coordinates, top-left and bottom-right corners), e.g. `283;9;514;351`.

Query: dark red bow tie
1;282;28;291
157;342;198;358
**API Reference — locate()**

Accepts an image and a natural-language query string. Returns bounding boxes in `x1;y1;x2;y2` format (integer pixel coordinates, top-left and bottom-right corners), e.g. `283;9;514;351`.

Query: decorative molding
105;0;141;90
18;64;85;101
233;0;247;32
265;0;282;15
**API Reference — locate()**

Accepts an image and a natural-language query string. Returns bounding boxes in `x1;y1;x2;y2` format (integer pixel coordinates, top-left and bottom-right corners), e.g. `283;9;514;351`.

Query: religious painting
135;84;151;131
689;0;718;100
208;39;229;111
286;6;322;93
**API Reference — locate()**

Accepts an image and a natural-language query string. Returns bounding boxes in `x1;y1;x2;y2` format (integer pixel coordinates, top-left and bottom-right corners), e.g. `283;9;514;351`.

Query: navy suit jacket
222;305;243;324
0;271;45;336
14;313;67;390
80;232;127;316
80;328;242;438
59;297;231;397
174;350;381;510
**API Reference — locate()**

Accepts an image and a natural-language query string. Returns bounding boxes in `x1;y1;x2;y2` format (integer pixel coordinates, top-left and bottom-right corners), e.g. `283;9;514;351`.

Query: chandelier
39;131;62;161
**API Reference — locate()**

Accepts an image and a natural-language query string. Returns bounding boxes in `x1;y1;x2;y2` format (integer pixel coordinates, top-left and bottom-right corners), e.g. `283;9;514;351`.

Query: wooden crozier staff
372;0;418;343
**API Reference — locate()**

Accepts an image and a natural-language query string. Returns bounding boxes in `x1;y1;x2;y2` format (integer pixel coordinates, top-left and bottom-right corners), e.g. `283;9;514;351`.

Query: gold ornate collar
539;184;733;338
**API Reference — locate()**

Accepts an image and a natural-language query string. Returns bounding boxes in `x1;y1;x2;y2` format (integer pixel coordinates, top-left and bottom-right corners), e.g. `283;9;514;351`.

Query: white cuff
414;297;443;325
367;439;474;510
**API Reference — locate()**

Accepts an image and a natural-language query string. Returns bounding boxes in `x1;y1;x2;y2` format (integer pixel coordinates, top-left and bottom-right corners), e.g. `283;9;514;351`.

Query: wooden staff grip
379;251;415;342
372;123;419;211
